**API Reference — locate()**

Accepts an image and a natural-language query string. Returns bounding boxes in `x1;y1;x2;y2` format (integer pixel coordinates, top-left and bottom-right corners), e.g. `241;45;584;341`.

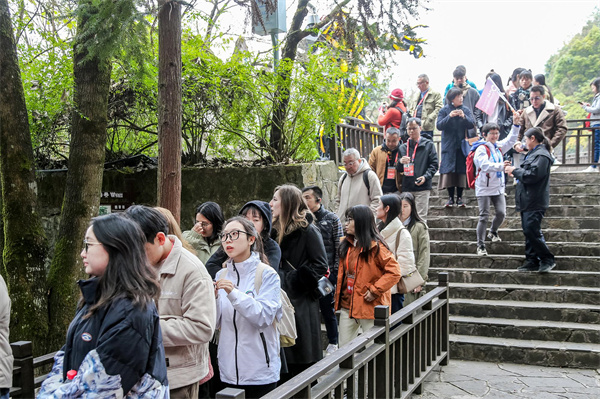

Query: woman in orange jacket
335;205;402;347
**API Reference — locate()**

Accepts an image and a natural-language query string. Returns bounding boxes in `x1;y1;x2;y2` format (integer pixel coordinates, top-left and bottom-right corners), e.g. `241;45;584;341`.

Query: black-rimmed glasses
218;230;249;242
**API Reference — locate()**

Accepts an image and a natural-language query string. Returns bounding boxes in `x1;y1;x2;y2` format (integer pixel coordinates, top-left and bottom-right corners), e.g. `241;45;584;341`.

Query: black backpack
391;105;408;142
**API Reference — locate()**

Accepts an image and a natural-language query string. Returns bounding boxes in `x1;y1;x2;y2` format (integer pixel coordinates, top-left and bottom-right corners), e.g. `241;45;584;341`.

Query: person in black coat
505;127;555;273
38;214;168;398
436;88;476;207
270;185;329;381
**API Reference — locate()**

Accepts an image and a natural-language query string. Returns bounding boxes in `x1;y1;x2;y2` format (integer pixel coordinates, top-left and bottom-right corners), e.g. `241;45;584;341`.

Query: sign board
252;0;286;36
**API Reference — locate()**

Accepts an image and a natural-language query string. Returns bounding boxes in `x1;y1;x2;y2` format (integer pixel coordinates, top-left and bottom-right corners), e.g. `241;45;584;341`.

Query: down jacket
38;278;169;398
215;253;282;386
335;239;401;320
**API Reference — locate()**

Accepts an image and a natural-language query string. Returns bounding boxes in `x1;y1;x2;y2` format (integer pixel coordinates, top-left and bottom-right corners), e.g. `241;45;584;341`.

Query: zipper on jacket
259;332;270;368
233;263;240;385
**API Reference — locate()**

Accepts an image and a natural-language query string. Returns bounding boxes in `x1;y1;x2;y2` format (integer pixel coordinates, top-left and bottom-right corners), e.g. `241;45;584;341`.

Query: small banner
475;78;501;116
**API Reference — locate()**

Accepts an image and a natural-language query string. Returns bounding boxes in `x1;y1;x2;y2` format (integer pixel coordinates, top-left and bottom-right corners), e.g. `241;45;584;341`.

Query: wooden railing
330;117;600;167
217;273;450;399
9;341;57;398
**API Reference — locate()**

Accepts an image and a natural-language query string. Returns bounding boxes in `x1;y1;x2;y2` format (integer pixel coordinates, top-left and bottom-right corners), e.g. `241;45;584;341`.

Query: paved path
412;360;600;399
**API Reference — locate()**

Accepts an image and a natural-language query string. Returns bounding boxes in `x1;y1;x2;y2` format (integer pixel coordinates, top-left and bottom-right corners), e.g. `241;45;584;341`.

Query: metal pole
271;31;279;69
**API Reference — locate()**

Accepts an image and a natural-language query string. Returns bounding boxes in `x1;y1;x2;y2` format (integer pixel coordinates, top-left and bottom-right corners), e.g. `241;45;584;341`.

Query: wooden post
216;387;245;398
374;305;389;399
438;272;450;366
11;341;34;398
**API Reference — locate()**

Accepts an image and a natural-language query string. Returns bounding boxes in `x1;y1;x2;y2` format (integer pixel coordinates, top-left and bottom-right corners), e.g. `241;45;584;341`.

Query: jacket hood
354;157;371;175
239;200;273;235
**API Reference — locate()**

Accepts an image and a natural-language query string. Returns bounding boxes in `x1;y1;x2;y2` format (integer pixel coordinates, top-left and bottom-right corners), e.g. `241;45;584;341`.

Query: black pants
521;210;554;264
224;382;277;398
319;292;339;345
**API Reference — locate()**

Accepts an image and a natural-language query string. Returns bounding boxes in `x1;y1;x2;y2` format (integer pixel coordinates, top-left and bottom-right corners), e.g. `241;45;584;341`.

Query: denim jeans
318;292;338;345
0;388;9;399
592;124;600;167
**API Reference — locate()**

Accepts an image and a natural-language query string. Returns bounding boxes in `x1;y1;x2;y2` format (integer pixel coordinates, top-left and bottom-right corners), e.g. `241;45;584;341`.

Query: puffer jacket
335;158;383;222
313;205;343;284
473;125;520;197
38;278;169;398
335;239;401;319
0;276;12;390
215;253;282;385
182;230;220;265
379;217;415;295
513;144;553;212
158;236;216;389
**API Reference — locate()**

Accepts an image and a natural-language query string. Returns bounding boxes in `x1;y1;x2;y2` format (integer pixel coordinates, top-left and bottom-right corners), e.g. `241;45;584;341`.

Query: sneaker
583;165;599;173
444;198;454;208
517;261;540;272
457;198;465;207
477;245;487;256
538;261;556;273
325;343;338;356
487;231;502;242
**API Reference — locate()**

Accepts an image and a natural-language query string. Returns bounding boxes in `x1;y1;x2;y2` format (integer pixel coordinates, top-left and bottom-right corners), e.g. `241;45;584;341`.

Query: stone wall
34;161;339;245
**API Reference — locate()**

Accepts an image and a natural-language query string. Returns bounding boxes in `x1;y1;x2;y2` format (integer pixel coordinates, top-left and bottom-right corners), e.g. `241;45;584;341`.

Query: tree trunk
158;0;182;223
45;0;111;352
0;0;49;353
268;0;310;159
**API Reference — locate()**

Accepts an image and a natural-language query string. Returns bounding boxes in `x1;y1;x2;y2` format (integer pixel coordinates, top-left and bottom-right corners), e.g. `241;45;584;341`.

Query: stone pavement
412;360;600;399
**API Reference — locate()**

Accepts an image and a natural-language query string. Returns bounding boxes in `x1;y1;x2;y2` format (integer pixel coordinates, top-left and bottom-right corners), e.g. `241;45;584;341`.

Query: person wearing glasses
38;214;168;398
270;185;328;380
183;202;225;265
409;74;442;140
516;85;567;157
125;206;216;399
214;217;282;398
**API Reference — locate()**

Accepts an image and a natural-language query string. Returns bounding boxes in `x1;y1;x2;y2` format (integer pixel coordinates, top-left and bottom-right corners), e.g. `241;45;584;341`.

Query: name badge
404;163;415;176
347;274;355;294
387;168;396;179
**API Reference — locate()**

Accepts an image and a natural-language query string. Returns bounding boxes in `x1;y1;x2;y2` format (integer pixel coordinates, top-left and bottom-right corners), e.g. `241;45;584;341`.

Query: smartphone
578;101;584;105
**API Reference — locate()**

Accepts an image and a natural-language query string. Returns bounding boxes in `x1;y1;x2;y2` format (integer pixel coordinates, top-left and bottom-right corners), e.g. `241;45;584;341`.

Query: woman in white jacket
376;194;416;313
474;121;520;256
215;217;282;398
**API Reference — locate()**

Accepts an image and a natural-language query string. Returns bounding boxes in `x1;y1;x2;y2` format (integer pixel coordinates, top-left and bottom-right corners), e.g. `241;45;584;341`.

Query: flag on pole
475;78;501;116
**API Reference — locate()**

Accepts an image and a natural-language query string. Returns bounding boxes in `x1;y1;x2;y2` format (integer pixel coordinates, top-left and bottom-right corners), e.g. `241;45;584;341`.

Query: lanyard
386;152;399;166
345;247;360;275
489;144;501;163
408;140;419;163
413;90;428;117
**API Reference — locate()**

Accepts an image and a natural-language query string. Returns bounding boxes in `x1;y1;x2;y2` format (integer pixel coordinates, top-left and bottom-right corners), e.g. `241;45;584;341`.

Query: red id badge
404;163;415;176
347;274;355;294
386;168;396;179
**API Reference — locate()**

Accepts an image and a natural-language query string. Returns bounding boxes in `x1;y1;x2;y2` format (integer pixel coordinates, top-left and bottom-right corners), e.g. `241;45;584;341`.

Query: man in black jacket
302;186;343;355
397;118;439;221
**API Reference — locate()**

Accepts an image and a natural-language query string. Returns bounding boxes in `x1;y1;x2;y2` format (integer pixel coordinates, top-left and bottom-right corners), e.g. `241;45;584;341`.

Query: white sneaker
325;344;338;356
583;165;599;173
487;231;502;242
477;245;487;256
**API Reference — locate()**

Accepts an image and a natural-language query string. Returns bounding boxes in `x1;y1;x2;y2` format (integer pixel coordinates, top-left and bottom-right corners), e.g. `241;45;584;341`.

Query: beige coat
380;217;416;294
519;101;567;148
335;158;382;222
158;236;216;389
0;275;12;389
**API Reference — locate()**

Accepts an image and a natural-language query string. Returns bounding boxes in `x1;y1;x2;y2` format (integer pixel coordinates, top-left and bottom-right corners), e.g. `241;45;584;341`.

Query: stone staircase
426;172;600;368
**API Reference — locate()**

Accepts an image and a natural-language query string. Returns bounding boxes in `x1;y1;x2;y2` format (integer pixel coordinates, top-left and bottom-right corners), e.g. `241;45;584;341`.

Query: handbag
316;276;335;297
461;135;471;157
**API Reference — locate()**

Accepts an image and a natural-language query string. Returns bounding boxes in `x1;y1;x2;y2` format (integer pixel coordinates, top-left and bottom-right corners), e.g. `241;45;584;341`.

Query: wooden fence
217;273;450;399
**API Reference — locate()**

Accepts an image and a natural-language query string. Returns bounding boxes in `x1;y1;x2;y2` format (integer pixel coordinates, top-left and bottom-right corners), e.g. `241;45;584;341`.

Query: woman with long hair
269;185;328;380
505;127;555;273
375;195;415;313
398;192;431;306
335;205;401;347
38;214;168;398
215;217;281;398
436;88;476;207
183;201;225;264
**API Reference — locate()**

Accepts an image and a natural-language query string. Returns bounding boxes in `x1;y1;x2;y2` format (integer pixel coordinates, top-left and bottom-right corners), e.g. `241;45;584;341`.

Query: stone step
429;240;600;256
449;334;600;369
431;171;600;184
450;298;600;323
430;253;600;272
427;216;600;229
430;183;600;195
449;316;600;344
429;268;600;288
428;194;600;206
426;282;600;305
428;228;600;243
427;204;600;218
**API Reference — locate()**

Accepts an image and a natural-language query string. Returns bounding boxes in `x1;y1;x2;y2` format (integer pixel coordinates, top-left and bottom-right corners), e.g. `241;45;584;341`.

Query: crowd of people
1;69;597;399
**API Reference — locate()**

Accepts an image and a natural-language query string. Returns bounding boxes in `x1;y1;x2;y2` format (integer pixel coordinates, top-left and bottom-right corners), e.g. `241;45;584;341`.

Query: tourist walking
215;217;282;398
270;185;329;380
368;127;403;194
398;193;431;306
183;202;225;265
473;122;520;256
335;205;401;347
437;88;476;207
376;195;415;313
38;214;168;398
505;127;555;273
409;74;443;140
580;77;600;172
